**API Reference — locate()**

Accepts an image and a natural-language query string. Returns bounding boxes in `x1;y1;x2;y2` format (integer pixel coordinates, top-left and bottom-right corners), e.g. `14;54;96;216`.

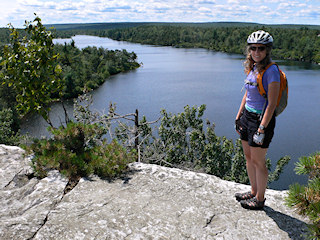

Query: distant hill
45;22;320;31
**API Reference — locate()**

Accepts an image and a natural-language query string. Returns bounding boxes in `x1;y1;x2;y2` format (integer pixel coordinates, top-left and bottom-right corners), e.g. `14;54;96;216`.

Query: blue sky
0;0;319;28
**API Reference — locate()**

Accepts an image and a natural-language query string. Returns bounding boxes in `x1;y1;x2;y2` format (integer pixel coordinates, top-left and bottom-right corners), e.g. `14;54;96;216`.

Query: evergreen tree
286;153;320;239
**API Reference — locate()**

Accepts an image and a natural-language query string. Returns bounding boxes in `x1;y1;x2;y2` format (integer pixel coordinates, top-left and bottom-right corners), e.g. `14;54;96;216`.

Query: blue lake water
21;35;320;190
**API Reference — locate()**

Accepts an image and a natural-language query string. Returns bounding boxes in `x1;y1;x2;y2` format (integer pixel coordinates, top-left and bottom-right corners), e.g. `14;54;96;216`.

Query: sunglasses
249;46;266;52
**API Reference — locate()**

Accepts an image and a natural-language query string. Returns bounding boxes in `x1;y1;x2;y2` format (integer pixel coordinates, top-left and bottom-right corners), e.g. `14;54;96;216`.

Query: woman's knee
250;156;267;169
246;157;257;168
244;154;252;163
241;140;251;160
248;147;267;166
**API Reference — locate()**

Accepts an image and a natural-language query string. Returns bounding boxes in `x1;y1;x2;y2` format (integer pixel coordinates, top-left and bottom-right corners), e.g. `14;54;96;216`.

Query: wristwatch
259;125;265;130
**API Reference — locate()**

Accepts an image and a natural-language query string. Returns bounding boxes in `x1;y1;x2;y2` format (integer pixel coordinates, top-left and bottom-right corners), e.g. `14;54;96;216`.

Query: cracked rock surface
0;145;309;239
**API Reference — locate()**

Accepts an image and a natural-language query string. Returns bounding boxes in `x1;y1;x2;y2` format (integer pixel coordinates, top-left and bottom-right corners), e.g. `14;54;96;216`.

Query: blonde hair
244;45;272;74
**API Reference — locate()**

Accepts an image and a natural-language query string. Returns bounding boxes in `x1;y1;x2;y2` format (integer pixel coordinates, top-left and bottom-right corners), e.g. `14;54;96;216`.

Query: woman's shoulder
263;63;280;83
265;63;279;74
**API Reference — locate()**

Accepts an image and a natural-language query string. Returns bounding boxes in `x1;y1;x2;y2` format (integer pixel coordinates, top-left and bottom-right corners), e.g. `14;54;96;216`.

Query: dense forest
102;25;320;64
54;42;140;99
47;22;320;64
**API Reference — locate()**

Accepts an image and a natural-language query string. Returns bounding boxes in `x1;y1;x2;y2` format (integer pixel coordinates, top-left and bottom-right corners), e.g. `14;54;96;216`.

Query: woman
235;30;280;210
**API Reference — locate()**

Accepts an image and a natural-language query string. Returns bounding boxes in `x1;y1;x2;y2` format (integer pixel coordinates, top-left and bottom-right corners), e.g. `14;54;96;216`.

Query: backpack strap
256;62;276;98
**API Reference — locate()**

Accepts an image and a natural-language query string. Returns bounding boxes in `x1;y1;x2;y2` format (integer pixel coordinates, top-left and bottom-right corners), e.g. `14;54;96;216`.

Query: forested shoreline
102;25;320;64
54;42;140;99
1;22;319;64
46;22;320;64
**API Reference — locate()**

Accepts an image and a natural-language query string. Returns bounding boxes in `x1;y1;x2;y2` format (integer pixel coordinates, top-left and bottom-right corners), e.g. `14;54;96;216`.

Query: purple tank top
245;64;280;112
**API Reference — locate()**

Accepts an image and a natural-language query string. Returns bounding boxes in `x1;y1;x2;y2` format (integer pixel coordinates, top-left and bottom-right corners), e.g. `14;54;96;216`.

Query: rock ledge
0;145;309;239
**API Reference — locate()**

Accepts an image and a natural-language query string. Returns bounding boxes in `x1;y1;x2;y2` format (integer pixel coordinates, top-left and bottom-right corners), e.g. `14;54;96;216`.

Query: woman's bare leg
250;147;268;202
241;140;257;195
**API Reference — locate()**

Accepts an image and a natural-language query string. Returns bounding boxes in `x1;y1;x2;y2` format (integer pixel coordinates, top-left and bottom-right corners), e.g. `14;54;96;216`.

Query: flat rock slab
36;163;308;240
0;145;309;239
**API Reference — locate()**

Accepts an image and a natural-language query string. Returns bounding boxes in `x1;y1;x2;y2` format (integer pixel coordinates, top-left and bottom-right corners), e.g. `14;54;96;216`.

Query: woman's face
249;44;267;63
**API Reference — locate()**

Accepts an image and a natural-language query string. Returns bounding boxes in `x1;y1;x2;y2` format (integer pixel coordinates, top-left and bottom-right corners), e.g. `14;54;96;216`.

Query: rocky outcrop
0;145;68;240
0;144;309;239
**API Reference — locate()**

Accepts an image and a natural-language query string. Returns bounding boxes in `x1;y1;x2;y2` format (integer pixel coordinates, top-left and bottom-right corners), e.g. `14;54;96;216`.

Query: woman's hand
235;119;242;135
253;131;265;145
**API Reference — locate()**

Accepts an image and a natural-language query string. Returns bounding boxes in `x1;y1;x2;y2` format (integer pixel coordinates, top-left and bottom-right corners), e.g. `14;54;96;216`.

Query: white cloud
0;0;19;26
278;1;306;9
199;7;212;13
18;0;42;7
197;0;216;4
297;7;320;19
227;0;239;4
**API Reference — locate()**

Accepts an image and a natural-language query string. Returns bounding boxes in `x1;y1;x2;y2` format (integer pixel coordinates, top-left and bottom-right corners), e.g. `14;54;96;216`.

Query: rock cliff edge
0;144;309;240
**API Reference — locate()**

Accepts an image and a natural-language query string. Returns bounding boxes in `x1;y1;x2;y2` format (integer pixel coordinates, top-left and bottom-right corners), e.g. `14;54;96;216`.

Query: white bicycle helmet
247;30;273;45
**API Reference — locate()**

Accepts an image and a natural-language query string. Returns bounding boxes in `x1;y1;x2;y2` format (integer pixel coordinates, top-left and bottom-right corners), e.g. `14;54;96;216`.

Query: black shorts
239;109;276;148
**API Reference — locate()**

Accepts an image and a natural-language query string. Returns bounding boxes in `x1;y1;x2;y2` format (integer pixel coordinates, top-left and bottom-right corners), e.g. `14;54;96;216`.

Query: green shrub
27;121;136;180
91;140;136;179
0;108;20;145
286;153;320;239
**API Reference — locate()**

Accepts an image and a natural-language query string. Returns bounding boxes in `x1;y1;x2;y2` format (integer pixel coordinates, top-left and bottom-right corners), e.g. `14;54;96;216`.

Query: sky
0;0;319;28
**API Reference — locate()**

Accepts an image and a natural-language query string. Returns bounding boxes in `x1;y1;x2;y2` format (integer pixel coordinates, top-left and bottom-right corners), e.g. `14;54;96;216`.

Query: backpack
255;62;288;116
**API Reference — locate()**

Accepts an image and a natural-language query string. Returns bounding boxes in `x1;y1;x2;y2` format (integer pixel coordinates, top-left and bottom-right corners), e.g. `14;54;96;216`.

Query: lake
21;35;320;190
